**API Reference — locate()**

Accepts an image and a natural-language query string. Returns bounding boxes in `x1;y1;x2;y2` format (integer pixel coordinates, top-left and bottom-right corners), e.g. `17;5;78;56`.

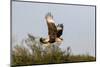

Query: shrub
11;35;95;66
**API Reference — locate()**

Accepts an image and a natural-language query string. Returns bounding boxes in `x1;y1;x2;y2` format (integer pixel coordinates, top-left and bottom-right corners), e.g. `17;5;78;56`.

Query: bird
40;12;63;46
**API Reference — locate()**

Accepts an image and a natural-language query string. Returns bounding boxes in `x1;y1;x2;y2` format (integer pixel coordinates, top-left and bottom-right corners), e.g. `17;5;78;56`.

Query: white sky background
12;1;95;56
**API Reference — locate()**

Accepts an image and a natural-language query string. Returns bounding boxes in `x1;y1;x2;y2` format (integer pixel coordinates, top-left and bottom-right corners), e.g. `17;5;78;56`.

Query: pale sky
12;1;96;56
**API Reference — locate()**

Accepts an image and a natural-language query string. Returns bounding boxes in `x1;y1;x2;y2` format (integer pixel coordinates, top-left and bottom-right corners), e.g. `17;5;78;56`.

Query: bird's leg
59;37;63;40
55;37;63;46
56;37;62;42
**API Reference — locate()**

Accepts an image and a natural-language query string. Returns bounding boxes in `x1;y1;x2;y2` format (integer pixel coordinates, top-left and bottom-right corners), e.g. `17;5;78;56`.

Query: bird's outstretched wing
57;24;63;38
45;13;57;43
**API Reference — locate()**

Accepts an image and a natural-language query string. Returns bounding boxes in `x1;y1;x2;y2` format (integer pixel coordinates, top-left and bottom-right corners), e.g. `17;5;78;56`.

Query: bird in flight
40;12;63;46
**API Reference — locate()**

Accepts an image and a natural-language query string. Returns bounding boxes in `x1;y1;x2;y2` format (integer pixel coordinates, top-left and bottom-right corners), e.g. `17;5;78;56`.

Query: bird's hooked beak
40;37;49;44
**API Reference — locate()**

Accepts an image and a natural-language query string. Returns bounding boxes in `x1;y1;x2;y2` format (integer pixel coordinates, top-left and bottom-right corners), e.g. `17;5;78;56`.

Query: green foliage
11;37;95;66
